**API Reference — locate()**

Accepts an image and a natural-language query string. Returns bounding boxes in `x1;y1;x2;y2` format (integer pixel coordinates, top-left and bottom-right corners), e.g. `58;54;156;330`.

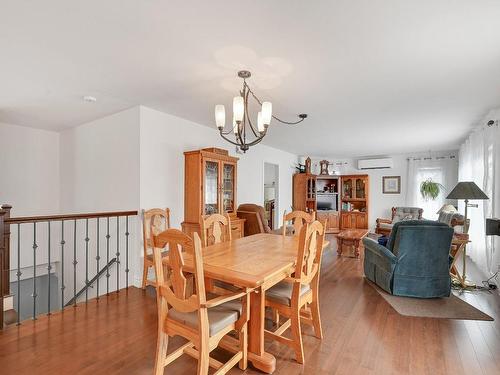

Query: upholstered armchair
375;206;423;236
363;220;454;298
237;203;272;236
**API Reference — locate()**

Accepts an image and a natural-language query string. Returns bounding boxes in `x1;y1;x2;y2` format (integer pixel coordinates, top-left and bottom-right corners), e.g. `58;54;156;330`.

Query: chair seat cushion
168;294;242;336
266;281;310;307
214;280;240;292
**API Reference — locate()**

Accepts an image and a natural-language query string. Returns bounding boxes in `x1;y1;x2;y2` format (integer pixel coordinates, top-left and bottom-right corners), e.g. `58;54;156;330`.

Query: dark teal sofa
363;220;454;298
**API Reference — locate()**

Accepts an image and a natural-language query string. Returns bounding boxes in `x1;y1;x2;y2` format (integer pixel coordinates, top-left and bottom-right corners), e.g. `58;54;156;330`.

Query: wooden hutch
181;148;245;239
340;174;369;229
293;173;341;233
293;172;369;231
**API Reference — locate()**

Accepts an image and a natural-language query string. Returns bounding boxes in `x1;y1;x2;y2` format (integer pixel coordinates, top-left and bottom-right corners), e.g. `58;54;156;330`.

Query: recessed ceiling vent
357;158;393;170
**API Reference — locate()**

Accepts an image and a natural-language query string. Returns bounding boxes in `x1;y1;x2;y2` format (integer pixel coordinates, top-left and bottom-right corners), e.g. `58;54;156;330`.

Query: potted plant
420;178;444;200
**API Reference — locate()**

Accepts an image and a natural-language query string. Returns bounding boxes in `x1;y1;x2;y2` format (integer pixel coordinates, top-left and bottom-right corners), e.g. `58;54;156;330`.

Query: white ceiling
2;1;500;157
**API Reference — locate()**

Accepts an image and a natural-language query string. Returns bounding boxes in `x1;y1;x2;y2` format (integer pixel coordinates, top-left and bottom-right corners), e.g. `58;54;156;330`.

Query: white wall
139;106;298;229
59;107;141;297
0;122;60;275
0;122;60;215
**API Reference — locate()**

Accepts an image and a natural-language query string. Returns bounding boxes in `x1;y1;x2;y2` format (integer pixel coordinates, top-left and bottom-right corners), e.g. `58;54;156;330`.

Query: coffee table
336;229;369;258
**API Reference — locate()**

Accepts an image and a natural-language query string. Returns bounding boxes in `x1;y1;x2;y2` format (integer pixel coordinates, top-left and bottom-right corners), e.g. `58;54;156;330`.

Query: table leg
248;287;276;373
336;238;343;256
354;239;360;258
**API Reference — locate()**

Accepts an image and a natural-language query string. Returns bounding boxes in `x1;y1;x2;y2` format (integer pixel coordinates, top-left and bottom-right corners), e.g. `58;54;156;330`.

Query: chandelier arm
244;87;260;137
219;131;244;147
246;82;306;125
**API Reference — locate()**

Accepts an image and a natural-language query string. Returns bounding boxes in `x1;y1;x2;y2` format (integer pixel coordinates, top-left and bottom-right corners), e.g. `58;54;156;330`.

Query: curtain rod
407;155;456;161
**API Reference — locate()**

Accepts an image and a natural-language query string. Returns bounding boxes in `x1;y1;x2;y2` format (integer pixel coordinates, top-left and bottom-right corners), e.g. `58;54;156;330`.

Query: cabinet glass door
343;178;353;199
222;163;235;213
355;178;366;199
204;160;219;215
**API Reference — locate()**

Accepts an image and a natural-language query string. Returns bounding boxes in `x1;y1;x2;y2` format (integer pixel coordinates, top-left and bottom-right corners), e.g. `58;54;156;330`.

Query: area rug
368;281;494;321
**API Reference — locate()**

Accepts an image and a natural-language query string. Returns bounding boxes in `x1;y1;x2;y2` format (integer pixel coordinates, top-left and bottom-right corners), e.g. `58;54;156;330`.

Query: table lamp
446;181;489;287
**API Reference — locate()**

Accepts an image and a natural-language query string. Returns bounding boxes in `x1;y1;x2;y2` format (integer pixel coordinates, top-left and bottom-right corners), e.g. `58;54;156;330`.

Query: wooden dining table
177;233;328;373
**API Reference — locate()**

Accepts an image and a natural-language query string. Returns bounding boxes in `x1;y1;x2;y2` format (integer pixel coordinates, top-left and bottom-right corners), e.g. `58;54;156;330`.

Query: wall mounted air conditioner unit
357;158;393;170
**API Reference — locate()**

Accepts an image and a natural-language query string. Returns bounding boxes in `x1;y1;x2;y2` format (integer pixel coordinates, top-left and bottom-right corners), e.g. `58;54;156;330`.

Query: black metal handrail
65;257;117;307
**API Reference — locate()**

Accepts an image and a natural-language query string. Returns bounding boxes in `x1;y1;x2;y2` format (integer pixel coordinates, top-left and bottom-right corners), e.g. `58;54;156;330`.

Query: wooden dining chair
141;208;170;289
152;229;249;375
265;220;326;364
200;213;237;293
200;213;232;247
281;210;316;237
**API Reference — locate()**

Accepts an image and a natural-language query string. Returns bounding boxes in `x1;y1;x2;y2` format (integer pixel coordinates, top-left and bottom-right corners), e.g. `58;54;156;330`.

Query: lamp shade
446;181;489;200
233;96;244;122
261;102;272;125
215;105;225;129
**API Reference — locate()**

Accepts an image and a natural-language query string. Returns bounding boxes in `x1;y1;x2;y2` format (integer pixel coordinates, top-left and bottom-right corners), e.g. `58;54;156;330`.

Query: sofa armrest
376;218;392;225
363;237;397;272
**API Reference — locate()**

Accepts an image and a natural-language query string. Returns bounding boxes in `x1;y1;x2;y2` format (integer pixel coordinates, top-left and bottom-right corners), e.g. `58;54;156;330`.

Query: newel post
1;205;11;298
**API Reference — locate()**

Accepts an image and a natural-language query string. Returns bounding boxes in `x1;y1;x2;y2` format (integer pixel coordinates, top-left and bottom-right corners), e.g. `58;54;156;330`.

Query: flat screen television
317;194;337;211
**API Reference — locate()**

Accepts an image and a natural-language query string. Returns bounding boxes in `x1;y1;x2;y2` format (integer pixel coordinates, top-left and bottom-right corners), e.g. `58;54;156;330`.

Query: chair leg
142;262;149;290
290;310;305;364
154;331;168;375
273;308;280;325
310;299;323;339
239;324;248;370
197;336;210;375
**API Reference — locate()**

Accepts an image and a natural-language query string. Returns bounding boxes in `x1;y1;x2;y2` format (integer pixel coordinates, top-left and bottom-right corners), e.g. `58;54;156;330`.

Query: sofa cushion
392;207;422;223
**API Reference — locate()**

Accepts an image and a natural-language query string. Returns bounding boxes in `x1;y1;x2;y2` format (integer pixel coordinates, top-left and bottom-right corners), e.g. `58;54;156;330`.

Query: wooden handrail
4;210;138;224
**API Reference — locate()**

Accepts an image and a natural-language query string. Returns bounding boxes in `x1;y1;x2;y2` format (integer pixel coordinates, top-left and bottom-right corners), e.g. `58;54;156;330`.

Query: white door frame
262;161;280;230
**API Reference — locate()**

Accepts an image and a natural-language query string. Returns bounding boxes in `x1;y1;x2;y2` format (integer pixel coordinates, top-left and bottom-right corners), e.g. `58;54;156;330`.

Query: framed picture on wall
382;176;401;194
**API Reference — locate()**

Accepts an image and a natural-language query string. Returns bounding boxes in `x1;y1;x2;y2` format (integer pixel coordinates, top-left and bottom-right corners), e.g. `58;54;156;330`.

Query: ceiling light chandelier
215;70;307;153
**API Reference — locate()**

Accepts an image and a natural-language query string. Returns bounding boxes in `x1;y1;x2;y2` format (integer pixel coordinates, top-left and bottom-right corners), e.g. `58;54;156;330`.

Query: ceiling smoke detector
82;95;97;103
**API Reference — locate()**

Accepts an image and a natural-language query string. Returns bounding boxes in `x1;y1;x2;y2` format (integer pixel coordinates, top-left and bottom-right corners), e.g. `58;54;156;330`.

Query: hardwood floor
0;235;499;374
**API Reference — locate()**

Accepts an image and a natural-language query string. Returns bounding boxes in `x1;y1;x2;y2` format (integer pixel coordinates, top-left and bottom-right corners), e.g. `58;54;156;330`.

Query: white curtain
459;119;500;275
406;156;458;220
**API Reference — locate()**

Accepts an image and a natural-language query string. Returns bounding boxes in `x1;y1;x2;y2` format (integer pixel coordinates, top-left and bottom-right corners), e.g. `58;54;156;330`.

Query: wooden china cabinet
340;174;369;229
181;148;245;239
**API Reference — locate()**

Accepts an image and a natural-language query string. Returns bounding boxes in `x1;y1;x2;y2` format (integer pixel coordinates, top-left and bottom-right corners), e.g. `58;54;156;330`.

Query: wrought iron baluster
85;218;89;303
125;216;129;289
60;220;65;310
106;217;110;295
32;222;37;320
73;219;77;307
16;223;21;325
47;221;51;315
96;218;100;299
116;217;120;293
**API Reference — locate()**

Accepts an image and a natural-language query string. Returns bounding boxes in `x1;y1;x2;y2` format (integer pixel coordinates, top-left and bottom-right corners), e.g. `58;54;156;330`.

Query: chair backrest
391;207;423;222
200;213;232;247
294;220;326;284
282;210;316;237
142;208;171;256
387;220;453;276
237;203;271;234
152;229;206;314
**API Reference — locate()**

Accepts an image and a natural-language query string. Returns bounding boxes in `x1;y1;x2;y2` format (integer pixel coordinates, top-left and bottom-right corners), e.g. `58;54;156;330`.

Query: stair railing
0;204;138;329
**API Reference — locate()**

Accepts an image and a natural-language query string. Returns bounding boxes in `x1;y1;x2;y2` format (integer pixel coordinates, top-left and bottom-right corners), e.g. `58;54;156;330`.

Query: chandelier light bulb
215;105;225;129
257;111;265;133
261;102;272;125
233;96;244;122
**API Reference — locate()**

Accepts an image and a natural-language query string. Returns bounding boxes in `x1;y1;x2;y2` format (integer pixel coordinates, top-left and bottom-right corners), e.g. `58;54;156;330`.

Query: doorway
263;162;279;230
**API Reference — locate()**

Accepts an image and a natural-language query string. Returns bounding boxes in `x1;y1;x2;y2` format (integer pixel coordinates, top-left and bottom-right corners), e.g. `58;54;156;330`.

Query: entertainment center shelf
292;173;369;232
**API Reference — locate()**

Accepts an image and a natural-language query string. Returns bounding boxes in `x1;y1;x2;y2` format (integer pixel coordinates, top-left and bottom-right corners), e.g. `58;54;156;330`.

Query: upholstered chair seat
168;296;242;336
375;206;423;236
266;282;311;307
